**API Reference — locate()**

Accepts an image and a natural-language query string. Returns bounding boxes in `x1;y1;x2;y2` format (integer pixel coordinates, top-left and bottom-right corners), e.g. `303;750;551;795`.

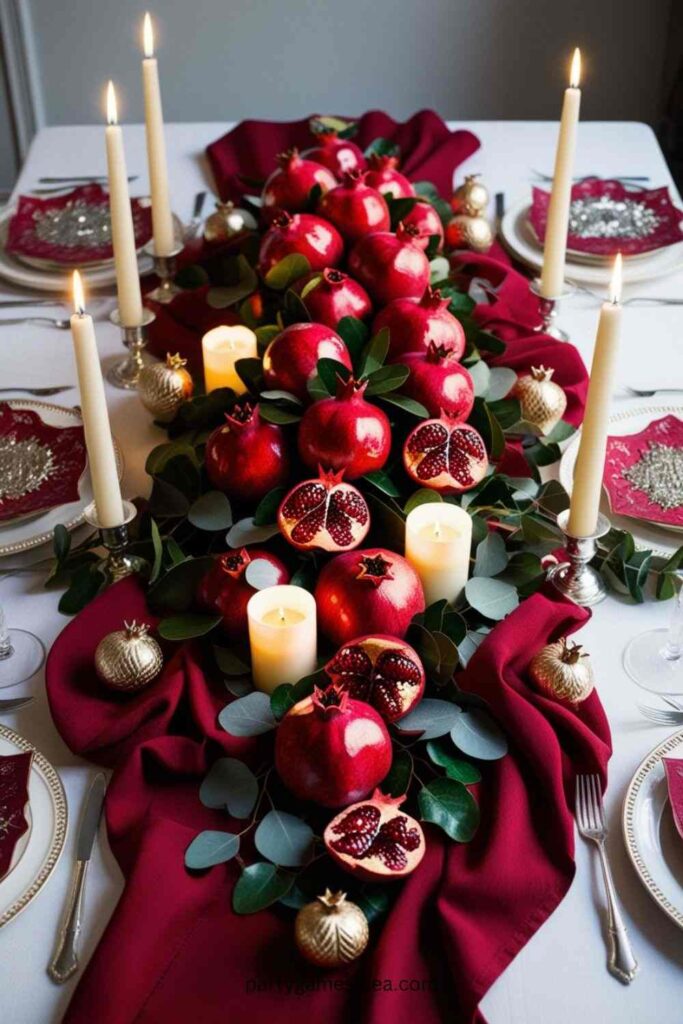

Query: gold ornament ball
203;201;254;244
529;637;595;704
95;621;164;692
512;365;567;436
295;889;369;968
137;353;194;423
445;213;493;253
451;174;490;216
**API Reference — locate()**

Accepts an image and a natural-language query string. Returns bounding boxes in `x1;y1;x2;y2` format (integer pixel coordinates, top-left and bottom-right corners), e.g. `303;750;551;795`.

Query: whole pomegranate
262;322;351;401
205;401;290;502
324;790;426;881
294;268;372;328
315;548;425;645
364;154;415;199
374;286;466;361
258;211;344;277
275;684;392;808
325;634;425;722
402;200;445;252
403;415;488;494
197;548;289;640
303;129;366;177
261;149;336;218
278;468;370;552
317;171;390;243
298;377;391;479
400;342;474;420
348;223;430;305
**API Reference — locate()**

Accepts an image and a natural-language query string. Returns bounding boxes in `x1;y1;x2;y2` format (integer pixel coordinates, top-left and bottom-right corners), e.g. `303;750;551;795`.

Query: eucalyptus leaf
404;489;443;515
418;777;480;842
426;739;482;784
260;389;302;404
382;750;413;796
252;487;288;526
53;523;71;564
188;491;234;531
355;885;393;923
473;531;509;578
225;677;253;698
486;367;517;401
199;758;259;818
464;576;518;620
232;862;295;914
258;404;302;425
254;810;314;867
57;566;103;615
149;518;163;584
158;613;221;641
264;253;311;290
429;256;450;284
219;691;277;736
245;558;284;590
469;360;491;398
395;698;462;740
270;683;296;720
147;556;215;613
214;645;251;677
185;830;240;869
227;517;281;548
451;708;508;760
457;629;489;668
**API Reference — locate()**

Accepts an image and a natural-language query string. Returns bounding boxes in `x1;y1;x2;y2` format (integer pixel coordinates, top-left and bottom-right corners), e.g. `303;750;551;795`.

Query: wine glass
0;603;45;689
623;574;683;694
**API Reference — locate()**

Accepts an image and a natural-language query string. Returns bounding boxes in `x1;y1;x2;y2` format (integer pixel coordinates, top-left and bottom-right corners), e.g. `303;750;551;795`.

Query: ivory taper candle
405;503;472;605
70;271;124;528
247;586;317;694
105;82;143;328
567;254;623;537
540;48;582;299
141;12;175;256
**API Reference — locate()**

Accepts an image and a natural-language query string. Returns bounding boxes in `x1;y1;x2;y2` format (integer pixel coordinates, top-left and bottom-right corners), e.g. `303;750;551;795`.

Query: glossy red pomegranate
315;548;425;645
348;223;430;305
325;634;425;722
298;377;391;479
324;790;426;880
402;200;445;252
275;685;392;808
403;415;488;494
364;154;415;199
262;322;351;401
303;129;366;177
294;268;372;328
400;342;474;420
278;468;370;552
258;211;344;277
317;171;390;243
205;401;290;502
197;548;289;640
373;286;466;361
261;149;336;218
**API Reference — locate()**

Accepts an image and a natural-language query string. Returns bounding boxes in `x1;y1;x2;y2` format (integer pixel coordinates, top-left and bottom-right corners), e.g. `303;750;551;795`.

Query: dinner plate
0;726;67;928
623;729;683;931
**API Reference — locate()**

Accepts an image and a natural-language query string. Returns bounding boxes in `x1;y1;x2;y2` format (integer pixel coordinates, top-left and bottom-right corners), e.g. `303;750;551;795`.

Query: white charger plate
623;729;683;931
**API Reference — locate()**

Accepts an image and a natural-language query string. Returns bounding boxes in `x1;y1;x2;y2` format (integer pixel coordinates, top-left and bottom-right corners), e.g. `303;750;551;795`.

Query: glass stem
663;584;683;662
0;605;13;661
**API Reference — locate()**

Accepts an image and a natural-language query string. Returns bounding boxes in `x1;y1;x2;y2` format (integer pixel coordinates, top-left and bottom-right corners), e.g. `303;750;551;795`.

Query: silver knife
48;773;106;984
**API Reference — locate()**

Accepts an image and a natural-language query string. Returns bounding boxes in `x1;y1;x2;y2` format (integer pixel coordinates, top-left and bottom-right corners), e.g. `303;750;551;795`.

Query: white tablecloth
1;120;682;1023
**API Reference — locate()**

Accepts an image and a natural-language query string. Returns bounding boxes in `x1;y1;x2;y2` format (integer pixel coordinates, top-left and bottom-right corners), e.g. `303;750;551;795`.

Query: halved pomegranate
325;634;425;722
278;468;370;553
324;789;425;881
403;415;488;494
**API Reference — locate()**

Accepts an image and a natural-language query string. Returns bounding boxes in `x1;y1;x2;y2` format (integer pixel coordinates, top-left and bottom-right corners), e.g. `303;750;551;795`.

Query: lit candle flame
72;270;86;315
106;81;118;126
569;47;581;89
609;253;622;305
277;607;286;623
143;12;154;57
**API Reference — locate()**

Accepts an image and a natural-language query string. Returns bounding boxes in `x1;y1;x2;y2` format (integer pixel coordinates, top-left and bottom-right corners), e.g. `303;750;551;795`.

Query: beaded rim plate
0;726;68;929
623;729;683;931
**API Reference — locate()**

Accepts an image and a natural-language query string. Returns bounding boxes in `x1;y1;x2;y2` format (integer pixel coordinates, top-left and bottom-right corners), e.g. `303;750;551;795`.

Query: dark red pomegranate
197;548;289;640
263;322;351;401
261;149;336;218
324;790;426;880
403;415;488;494
373;286;466;361
317;171;390;243
348;223;430;305
205;401;290;502
278;469;370;552
325;634;425;722
364;154;415;199
275;685;392;808
258;211;344;277
402;200;445;252
294;268;372;328
400;342;474;421
303;129;366;177
315;548;425;645
298;377;391;479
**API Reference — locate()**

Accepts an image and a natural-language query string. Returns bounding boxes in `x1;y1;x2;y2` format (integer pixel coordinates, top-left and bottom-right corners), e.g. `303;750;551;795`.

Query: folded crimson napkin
664;758;683;841
46;577;610;1024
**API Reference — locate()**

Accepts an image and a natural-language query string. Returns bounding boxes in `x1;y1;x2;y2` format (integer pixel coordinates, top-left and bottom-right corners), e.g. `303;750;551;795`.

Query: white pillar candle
202;325;258;394
567;254;623;537
247;585;317;694
405;503;472;606
141;12;175;256
105;82;143;328
540;48;582;299
70;271;124;528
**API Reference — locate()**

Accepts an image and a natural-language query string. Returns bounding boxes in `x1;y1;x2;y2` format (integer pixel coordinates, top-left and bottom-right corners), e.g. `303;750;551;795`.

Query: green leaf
364;137;400;159
364;364;410;396
53;524;71;564
468;360;490;398
386;195;420;229
429;256;450;285
148;478;191;518
457;629;489;667
235;357;263;393
418;777;480;842
149;518;163;584
255;324;281;353
360;327;390;376
270;683;296;720
426;739;482;783
355;885;393;923
299;273;323;300
404;489;443;515
200;758;259;818
146;440;199;477
206;256;258;309
252;487;288;526
473;531;508;578
465;576;519;620
623;548;652;603
314;357;351;396
260;389;302;405
219;691;277;736
451;708;508;760
233;862;295;915
227;517;280;548
504;551;543;585
337;316;369;372
158;613;221;640
214;646;251;677
245;557;284;590
282;287;311;325
382;749;413;796
378;393;430;418
57;566;103;615
264;254;311;290
395;698;462;739
147;556;215;613
254;810;314;867
185;830;240;870
362;469;401;498
486;367;517;402
188;491;234;532
258;403;302;425
289;559;318;593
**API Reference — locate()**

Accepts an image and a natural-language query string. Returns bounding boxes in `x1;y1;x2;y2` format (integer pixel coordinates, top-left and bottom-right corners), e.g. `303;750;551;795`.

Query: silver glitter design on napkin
623;442;683;510
0;436;55;501
32;198;112;250
569;196;661;240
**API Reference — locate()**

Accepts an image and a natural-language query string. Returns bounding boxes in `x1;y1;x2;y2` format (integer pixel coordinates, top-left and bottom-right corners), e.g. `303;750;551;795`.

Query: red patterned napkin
664;758;683;841
603;414;683;528
0;752;32;881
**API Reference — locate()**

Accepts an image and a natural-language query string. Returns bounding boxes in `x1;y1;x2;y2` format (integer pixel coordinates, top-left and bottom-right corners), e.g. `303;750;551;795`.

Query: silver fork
575;774;639;984
624;386;683;398
0;316;71;329
637;703;683;725
0;696;33;713
0;386;73;396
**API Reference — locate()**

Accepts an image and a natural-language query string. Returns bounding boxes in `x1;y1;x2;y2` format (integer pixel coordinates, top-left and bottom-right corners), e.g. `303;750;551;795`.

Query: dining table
0;118;682;1024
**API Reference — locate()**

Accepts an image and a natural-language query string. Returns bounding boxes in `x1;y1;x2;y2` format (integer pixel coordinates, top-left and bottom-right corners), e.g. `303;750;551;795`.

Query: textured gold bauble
204;201;248;244
529;637;595;704
137;353;194;423
446;214;493;253
94;621;163;692
295;889;369;968
451;174;489;216
512;365;567;436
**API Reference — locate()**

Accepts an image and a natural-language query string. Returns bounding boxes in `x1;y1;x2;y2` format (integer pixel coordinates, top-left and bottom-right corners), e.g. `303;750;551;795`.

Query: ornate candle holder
530;279;572;342
546;509;610;607
143;240;184;304
84;500;147;585
108;307;156;390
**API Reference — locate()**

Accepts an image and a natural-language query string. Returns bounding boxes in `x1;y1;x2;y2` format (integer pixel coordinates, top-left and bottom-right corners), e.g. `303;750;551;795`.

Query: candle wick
76;306;85;317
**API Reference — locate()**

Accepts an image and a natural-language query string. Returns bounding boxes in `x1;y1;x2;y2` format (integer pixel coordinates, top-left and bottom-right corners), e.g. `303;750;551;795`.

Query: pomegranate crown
271;209;295;230
426;339;455;363
356;552;394;588
165;352;187;370
396;220;423;245
123;621;151;639
335;374;368;401
322;267;347;287
340;169;367;188
419;286;451;313
224;401;257;431
312;683;351;715
368;152;399;171
558;636;588;665
277;147;301;167
530;365;555;382
317;889;348;910
316;465;347;487
216;549;249;579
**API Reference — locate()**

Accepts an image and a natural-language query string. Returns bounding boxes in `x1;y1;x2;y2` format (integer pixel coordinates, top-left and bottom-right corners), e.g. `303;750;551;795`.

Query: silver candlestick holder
143;240;184;304
108;307;156;390
84;500;147;585
530;279;572;342
546;509;610;607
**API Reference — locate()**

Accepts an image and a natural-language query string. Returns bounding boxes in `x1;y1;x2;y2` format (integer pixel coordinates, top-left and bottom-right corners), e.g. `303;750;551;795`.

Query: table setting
1;14;683;1024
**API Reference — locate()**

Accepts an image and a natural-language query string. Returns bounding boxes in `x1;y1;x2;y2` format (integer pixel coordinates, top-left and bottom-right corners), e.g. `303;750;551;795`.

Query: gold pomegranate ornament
529;637;595;704
137;353;194;422
512;365;567;436
445;213;493;253
451;174;489;216
203;201;255;244
295;889;369;968
94;621;163;692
